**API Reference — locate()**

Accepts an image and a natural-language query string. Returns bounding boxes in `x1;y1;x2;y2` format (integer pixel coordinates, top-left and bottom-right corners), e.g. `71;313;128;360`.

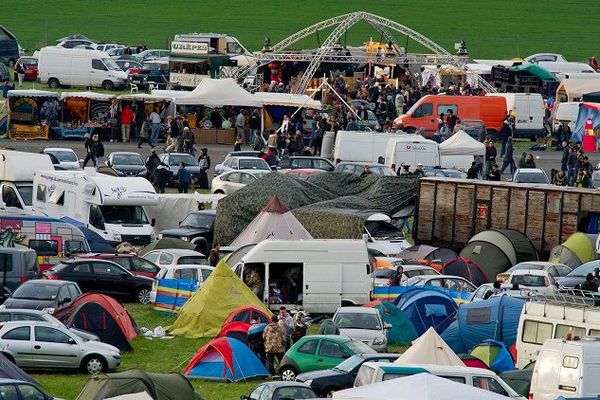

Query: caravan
32;169;157;246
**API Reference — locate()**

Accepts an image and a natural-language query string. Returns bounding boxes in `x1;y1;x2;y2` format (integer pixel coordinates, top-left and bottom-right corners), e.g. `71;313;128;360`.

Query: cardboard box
217;129;236;145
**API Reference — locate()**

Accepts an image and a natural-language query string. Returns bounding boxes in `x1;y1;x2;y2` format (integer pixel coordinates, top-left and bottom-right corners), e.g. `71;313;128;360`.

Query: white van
333;131;401;164
37;46;128;90
552;102;581;134
354;362;525;398
530;338;600;400
486;93;545;138
232;239;371;314
515;299;600;368
0;150;54;212
384;135;440;172
32;168;158;246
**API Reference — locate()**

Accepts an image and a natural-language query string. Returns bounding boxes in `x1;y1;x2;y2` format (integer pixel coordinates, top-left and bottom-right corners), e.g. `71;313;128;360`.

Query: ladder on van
529;290;600;308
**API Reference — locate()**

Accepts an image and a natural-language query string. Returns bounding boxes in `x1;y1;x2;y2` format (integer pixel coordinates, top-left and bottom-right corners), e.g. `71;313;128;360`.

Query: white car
0;321;121;374
496;261;572;283
512;168;550;184
364;214;411;256
149;264;214;303
332;307;390;352
504;269;558;294
43;147;80;170
371;265;439;287
405;275;477;293
214;156;271;176
524;53;568;64
470;283;528;302
211;170;271;195
142;248;207;267
0;309;99;342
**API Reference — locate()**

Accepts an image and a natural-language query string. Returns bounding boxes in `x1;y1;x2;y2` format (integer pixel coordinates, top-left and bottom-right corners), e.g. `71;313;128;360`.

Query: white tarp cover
61;91;115;101
394;327;464;366
253;92;322;110
145;193;224;232
557;79;600;101
439;130;485;156
7;89;59;98
332;373;510;400
176;78;263;107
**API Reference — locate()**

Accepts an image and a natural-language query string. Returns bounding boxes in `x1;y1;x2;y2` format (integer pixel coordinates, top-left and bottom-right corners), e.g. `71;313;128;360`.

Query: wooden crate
217;129;236;145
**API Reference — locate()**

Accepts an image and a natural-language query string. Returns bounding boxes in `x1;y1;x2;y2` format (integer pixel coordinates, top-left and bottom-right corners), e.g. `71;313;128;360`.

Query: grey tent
499;362;534;397
398;245;458;264
549;233;598;269
0;352;36;384
460;229;538;281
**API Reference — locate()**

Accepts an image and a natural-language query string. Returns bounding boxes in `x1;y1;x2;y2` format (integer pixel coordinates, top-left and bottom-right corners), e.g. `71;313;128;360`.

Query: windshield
273;388;315;400
569;261;600;277
113;154;143;165
334;313;381;330
16;184;33;206
102;57;121;71
371;269;395;278
47;150;77;162
508;263;545;273
334;355;365;372
177;256;208;265
346;340;376;354
515;172;548;184
364;221;404;239
180;213;215;229
239;159;269;170
169;154;198;166
370;166;396;177
511;274;546;287
12;283;59;300
445;171;467;178
99;205;149;224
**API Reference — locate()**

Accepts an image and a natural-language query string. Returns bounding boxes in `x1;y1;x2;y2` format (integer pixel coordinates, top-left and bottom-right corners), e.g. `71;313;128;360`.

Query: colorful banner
372;285;473;304
153;279;200;315
64;97;88;122
8;124;49;140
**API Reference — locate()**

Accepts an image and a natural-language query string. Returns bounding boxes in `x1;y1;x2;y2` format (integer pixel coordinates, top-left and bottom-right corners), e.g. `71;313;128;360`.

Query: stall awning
253;92;322;110
175;78;262;107
61;91;115;101
7;89;59;98
169;56;208;64
117;94;170;102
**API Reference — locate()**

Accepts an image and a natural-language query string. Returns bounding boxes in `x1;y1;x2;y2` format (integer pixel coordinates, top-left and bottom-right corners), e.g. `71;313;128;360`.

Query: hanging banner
64;97;89;122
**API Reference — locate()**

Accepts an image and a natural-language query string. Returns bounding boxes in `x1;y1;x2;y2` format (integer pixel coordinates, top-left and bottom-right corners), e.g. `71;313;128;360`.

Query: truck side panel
453;184;475;244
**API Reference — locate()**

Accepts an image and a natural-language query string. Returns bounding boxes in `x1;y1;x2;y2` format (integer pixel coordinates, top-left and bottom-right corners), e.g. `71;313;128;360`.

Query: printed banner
153;279;200;315
8;124;49;140
372;285;473;304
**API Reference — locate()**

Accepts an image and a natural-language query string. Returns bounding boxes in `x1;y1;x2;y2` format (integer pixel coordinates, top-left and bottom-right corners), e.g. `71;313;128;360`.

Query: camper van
530;338;600;400
32;169;157;246
384;135;440;171
37;46;128;90
552;102;581;134
515;299;600;369
393;95;506;137
233;239;371;314
333;131;401;164
0;150;54;212
0;215;90;272
486;93;545;138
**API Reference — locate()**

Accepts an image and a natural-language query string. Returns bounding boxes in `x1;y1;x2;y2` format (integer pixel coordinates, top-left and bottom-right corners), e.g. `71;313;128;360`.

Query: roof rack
528;290;600;308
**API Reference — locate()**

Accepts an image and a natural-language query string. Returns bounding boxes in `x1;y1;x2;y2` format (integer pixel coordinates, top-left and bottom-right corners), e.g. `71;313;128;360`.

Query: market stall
7;90;61;140
55;91;115;139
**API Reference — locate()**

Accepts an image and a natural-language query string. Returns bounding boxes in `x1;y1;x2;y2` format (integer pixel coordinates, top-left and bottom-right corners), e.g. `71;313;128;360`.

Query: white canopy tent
175;78;263;107
394;327;464;366
439;130;485;170
61;91;115;101
253;92;322;110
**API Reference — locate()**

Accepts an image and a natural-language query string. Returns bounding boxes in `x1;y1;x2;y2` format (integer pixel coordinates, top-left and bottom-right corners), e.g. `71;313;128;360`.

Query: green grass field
1;0;597;61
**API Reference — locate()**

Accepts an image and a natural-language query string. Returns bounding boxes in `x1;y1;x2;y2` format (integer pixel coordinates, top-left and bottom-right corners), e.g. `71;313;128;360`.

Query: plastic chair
130;83;139;93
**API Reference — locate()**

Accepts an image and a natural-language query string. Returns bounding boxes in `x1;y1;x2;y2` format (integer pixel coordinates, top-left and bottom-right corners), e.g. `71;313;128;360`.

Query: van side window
439;376;466;384
472;376;508;396
28;240;58;256
555;324;585;340
0;254;13;272
65;240;86;254
438;104;458;116
563;356;579;369
413;103;433;118
2;186;21;209
522;320;552;344
92;59;107;71
589;329;600;336
36;185;46;202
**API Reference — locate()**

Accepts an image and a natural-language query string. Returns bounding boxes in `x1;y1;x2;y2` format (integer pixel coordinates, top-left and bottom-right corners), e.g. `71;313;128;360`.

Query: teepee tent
229;196;313;247
168;260;270;338
394;327;464;366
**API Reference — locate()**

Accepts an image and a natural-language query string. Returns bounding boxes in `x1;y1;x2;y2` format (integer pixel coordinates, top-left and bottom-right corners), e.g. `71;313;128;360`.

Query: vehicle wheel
213;189;224;194
48;78;60;89
82;355;107;374
280;366;297;381
325;387;337;398
102;80;115;91
137;287;151;304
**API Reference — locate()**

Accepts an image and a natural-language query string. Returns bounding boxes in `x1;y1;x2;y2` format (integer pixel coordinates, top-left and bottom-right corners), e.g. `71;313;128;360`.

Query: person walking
15;63;25;87
120;104;134;142
91;134;105;166
484;141;497;179
198;148;210;189
152;163;171;193
82;133;95;167
149;108;161;147
499;119;512;157
175;162;191;193
567;148;578;186
146;149;161;181
137;118;151;148
263;315;284;376
278;306;294;351
249;109;260;145
500;137;516;175
165;116;181;153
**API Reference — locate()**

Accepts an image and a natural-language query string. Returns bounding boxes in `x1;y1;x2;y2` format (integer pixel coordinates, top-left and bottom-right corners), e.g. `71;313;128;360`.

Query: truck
0;150;54;212
32;168;158;246
486;93;545;139
414;177;600;257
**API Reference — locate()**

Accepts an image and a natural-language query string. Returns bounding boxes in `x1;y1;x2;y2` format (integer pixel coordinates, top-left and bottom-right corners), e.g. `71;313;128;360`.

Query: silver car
332;307;390;352
0;309;99;342
214;156;271;176
211;170;270;195
0;321;121;374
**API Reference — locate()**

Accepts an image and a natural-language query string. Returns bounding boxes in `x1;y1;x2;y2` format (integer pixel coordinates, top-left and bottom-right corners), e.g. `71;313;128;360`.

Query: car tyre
325;387;338;398
48;78;60;89
102;80;115;91
280;366;297;381
213;189;224;194
82;355;107;374
137;287;151;304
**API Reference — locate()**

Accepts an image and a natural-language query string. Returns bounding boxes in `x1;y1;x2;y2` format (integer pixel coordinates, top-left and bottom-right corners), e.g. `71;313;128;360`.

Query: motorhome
486;93;545;138
384;135;440;171
0;150;54;212
232;239;371;314
32;168;157;246
333;131;401;164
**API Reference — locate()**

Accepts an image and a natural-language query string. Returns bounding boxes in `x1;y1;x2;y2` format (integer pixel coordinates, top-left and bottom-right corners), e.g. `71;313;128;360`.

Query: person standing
278;306;294;351
488;164;501;181
176;162;191;193
467;161;479;179
146;149;161;181
165;116;181;153
120;104;134;142
82;133;95;167
152;163;171;193
15;63;25;87
484;141;497;179
235;110;245;142
91;134;104;166
499;119;512;157
263;315;284;376
109;99;119;142
249;109;260;145
581;273;599;292
137;118;151;148
198;148;210;189
567;147;578;186
149;108;161;147
561;143;570;172
500;137;516;175
267;130;278;150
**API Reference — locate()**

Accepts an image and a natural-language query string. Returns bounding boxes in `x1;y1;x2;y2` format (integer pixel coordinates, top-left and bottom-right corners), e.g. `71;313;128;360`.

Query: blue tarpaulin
572;102;600;142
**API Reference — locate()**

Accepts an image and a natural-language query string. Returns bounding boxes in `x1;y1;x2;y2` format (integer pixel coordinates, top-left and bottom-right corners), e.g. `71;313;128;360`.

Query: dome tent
393;288;458;335
460;229;538;281
469;339;516;372
398;245;458;264
366;301;418;345
549;232;598;268
440;258;489;286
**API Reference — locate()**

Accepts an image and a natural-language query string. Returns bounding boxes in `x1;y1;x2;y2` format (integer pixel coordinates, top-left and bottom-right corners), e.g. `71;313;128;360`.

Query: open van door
304;263;342;313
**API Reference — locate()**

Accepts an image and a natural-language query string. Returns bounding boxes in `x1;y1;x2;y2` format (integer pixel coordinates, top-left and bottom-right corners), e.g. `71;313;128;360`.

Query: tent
175;78;263;107
369;301;418;345
153;279;200;315
459;354;490;370
499;365;534;398
223;305;271;326
398;245;458;264
183;336;269;381
229;196;313;247
139;238;196;256
393;288;458;335
439;130;485;170
460;229;538;282
253;92;322;109
76;370;200;400
572;102;600;142
106;393;153;400
549;232;598;268
440;258;490;287
394;327;464;366
54;293;137;352
556;79;600;102
441;295;526;354
60;216;115;253
331;372;510;400
167;260;271;338
0;352;36;384
469;340;516;372
216;321;251;344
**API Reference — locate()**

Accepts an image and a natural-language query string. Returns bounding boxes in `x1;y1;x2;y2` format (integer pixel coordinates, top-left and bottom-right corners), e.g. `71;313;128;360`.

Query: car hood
3;298;55;310
367;241;410;256
338;328;383;342
113;164;146;173
160;227;209;237
83;339;120;353
297;368;345;381
556;276;586;288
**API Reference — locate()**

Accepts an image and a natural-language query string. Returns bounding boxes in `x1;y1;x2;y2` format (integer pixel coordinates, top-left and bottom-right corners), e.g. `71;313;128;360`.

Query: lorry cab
233;239;371;314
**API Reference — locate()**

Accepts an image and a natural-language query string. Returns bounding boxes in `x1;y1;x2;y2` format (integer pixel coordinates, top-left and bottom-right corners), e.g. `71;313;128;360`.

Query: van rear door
557;343;581;396
303;263;342;313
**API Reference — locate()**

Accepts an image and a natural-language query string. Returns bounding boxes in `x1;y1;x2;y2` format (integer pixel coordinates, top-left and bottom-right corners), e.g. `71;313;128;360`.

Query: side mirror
61;297;71;305
68;338;76;345
151;218;156;227
384;322;393;330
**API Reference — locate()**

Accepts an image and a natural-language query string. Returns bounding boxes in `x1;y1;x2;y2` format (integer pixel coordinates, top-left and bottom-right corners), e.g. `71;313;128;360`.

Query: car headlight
373;336;386;345
304;379;313;386
181;237;189;242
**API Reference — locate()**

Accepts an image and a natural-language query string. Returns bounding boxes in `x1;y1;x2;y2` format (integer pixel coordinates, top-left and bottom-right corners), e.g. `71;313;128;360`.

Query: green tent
549;232;597;268
139;237;196;255
372;302;418;345
76;369;202;400
509;64;559;81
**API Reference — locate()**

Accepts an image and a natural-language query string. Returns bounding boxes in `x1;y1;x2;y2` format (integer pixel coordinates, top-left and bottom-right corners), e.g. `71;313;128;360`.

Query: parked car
149;264;214;303
2;280;81;314
511;168;550;184
42;259;154;304
142;249;208;268
278;156;335;172
42;148;80;170
332;307;390;352
278;335;375;381
504;269;558;294
224;150;262;159
241;381;316;400
470;283;528;302
296;353;399;397
424;168;468;179
114;59;142;75
371;265;439;287
73;253;160;278
557;260;600;289
158;153;202;186
106;47;128;58
364;214;411;256
56;39;97;49
159;210;216;252
405;274;477;293
0;25;20;67
211;170;270;195
0;248;38;296
461;119;486;140
106;152;147;177
281;169;325;180
214;156;271;175
524;53;568;64
0;379;58;400
13;56;38;81
0;321;121;374
334;162;396;177
95;43;122;52
129;59;169;91
0;309;99;342
496;261;572;283
134;49;170;63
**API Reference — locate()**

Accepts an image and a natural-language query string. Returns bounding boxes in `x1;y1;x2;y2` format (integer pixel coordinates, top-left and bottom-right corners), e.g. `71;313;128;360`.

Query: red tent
441;258;490;286
216;321;251;344
223;305;270;326
459;354;490;370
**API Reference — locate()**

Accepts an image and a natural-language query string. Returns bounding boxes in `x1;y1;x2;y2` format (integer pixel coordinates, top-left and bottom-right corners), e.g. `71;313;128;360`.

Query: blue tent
572;102;600;142
442;295;526;354
60;216;115;253
469;339;516;373
393;288;458;335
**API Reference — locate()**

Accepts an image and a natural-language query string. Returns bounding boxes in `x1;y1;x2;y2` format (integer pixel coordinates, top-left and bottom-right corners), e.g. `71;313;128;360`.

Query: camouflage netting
214;172;418;245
